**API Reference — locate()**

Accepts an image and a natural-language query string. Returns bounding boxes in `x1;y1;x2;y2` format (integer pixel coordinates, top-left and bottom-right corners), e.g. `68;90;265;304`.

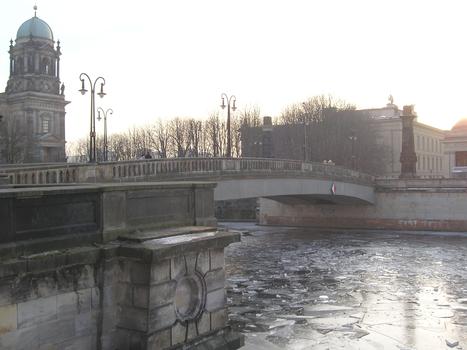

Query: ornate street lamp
220;93;237;158
79;73;106;163
97;107;113;162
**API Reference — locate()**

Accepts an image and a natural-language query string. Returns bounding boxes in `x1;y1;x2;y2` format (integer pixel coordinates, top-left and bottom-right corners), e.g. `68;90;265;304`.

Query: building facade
363;103;446;178
0;9;68;163
442;118;467;177
241;102;447;178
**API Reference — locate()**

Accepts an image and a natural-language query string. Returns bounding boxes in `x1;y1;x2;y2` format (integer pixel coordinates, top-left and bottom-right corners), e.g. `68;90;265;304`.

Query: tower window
42;117;50;133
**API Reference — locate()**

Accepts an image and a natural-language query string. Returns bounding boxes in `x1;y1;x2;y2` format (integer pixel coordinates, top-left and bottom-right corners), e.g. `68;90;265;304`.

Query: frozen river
222;222;467;350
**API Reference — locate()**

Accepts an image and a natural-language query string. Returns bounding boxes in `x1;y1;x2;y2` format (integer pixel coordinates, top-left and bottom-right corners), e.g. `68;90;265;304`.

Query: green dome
16;16;53;41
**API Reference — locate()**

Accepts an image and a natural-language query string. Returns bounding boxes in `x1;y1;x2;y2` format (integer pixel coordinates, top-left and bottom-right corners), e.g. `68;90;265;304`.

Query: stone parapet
1;157;375;186
0;182;216;252
0;182;242;349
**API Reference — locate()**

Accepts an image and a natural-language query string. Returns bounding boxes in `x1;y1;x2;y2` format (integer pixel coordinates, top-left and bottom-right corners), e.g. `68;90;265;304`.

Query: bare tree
0;116;32;163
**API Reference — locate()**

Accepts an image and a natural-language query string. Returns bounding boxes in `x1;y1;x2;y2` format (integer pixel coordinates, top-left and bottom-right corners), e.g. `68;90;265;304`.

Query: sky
1;0;467;141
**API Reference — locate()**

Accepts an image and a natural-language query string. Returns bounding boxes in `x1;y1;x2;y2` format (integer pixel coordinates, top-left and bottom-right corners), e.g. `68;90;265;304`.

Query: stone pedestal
399;105;417;178
115;229;243;349
0;182;243;350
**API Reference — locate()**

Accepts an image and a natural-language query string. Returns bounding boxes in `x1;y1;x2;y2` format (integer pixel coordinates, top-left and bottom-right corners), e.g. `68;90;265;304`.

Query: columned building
362;103;446;178
442;118;467;177
0;8;68;163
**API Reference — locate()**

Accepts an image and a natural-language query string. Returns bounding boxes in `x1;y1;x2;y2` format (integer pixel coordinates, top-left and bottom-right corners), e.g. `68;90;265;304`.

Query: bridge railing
0;157;374;185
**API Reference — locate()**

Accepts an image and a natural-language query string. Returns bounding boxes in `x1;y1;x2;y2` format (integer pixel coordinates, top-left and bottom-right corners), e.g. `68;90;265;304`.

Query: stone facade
442;118;467;177
366;104;446;178
0;10;68;163
240;103;447;178
0;182;243;349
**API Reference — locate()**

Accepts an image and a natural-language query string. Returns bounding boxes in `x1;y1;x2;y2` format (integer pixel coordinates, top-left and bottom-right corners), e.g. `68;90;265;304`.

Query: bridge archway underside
213;178;375;204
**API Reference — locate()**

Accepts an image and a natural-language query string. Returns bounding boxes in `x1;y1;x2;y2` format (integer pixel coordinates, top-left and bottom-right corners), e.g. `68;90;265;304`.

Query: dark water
222;222;467;350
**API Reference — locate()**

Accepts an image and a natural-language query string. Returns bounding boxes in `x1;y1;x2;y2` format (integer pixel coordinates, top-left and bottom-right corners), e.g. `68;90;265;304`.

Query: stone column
400;105;418;178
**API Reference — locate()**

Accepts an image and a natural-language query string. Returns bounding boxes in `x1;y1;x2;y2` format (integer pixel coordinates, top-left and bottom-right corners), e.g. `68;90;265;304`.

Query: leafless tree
0;115;33;163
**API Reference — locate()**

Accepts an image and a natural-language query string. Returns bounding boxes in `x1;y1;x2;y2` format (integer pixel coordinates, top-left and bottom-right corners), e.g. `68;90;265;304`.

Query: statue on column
399;105;418;179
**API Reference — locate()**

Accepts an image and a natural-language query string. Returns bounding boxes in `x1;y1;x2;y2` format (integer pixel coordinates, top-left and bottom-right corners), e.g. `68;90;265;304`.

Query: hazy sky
1;0;467;141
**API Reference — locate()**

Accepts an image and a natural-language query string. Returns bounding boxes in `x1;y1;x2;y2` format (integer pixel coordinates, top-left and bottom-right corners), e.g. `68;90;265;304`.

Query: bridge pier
0;183;243;350
259;179;467;232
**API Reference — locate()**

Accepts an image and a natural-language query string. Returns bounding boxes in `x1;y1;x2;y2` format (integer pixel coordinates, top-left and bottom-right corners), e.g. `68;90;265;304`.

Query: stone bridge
0;158;376;204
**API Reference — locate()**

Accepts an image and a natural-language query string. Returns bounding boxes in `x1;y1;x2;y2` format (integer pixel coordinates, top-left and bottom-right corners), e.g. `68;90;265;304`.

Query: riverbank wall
260;180;467;232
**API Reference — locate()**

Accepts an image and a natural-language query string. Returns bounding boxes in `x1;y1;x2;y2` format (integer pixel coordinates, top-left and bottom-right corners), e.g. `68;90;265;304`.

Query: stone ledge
118;231;241;263
0;232;102;261
119;226;217;243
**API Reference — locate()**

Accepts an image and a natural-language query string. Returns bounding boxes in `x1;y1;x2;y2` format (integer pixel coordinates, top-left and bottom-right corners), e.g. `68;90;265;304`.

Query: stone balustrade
0;157;375;186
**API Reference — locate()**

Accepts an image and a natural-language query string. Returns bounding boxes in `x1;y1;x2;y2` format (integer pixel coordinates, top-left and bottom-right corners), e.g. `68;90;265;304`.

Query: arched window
41;114;51;133
16;57;23;73
41;57;50;75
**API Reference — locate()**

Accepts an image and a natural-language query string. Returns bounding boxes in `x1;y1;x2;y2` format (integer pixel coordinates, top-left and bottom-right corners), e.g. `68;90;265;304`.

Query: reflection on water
223;222;467;350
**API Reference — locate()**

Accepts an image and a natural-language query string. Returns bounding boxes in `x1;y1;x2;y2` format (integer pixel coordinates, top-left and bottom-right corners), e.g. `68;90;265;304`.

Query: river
222;222;467;350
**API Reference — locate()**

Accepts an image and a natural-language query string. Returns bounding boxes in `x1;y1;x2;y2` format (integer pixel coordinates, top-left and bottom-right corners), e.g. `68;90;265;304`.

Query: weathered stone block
101;260;119;286
77;289;92;313
149;281;176;308
0;260;27;279
117;282;132;306
130;262;151;284
210;249;224;270
66;247;100;267
151;259;170;284
171;321;186;346
0;325;39;350
101;307;118;333
91;287;100;309
195;251;210;275
197;311;211;335
35;276;58;298
118;306;148;332
171;256;186;279
76;265;96;290
205;289;226;313
57;292;78;320
58;334;96;350
26;254;57;273
148;303;176;332
38;318;74;346
133;285;149;308
184;253;197;274
0;282;12;307
101;285;116;308
210;308;227;330
204;268;225;292
74;311;97;337
0;304;17;335
186;320;197;341
18;295;57;328
147;328;171;350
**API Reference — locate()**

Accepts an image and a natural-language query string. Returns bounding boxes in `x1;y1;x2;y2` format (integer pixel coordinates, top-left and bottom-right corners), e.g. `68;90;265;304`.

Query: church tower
1;6;68;163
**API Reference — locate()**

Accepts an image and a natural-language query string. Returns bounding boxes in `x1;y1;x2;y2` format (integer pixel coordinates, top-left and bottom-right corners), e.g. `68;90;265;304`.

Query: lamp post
97;107;113;162
349;130;358;170
79;73;106;163
220;93;237;158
